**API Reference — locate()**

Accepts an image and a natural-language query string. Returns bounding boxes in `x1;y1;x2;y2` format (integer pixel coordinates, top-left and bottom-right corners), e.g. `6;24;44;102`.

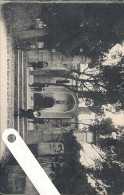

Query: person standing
28;61;48;69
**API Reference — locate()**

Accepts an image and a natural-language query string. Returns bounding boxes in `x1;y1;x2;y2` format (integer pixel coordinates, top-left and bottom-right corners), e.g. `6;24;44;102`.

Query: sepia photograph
0;1;124;195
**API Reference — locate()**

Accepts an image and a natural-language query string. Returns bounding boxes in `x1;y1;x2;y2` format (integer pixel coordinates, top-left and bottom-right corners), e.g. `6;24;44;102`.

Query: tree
32;62;123;114
46;4;124;59
87;121;124;195
50;131;97;195
87;156;124;195
67;64;124;109
89;118;118;136
30;3;124;114
95;138;124;195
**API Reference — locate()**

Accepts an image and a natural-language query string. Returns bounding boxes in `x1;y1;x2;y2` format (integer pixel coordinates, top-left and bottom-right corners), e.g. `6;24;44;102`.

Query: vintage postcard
0;1;124;195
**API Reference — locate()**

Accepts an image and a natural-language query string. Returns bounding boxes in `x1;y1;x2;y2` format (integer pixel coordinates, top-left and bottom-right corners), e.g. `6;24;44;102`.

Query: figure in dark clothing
14;108;41;119
28;61;48;69
30;118;45;124
14;109;42;119
14;109;34;119
20;109;34;119
29;83;48;91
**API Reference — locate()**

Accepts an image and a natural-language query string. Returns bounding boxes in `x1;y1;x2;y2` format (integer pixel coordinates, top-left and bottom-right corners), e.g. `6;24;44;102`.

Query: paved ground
0;11;34;159
14;49;35;141
0;11;15;159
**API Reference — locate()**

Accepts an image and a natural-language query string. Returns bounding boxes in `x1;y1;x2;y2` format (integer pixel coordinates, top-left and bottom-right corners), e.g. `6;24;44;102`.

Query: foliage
87;121;124;194
89;118;118;135
30;62;124;114
4;3;124;58
46;4;124;59
69;65;124;109
101;138;124;164
50;131;97;194
2;3;41;32
94;138;124;195
88;158;124;195
43;4;124;113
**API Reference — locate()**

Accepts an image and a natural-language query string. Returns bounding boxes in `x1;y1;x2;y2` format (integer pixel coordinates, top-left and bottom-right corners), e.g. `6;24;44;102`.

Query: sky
102;43;124;127
105;110;124;127
102;42;124;66
80;143;106;169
